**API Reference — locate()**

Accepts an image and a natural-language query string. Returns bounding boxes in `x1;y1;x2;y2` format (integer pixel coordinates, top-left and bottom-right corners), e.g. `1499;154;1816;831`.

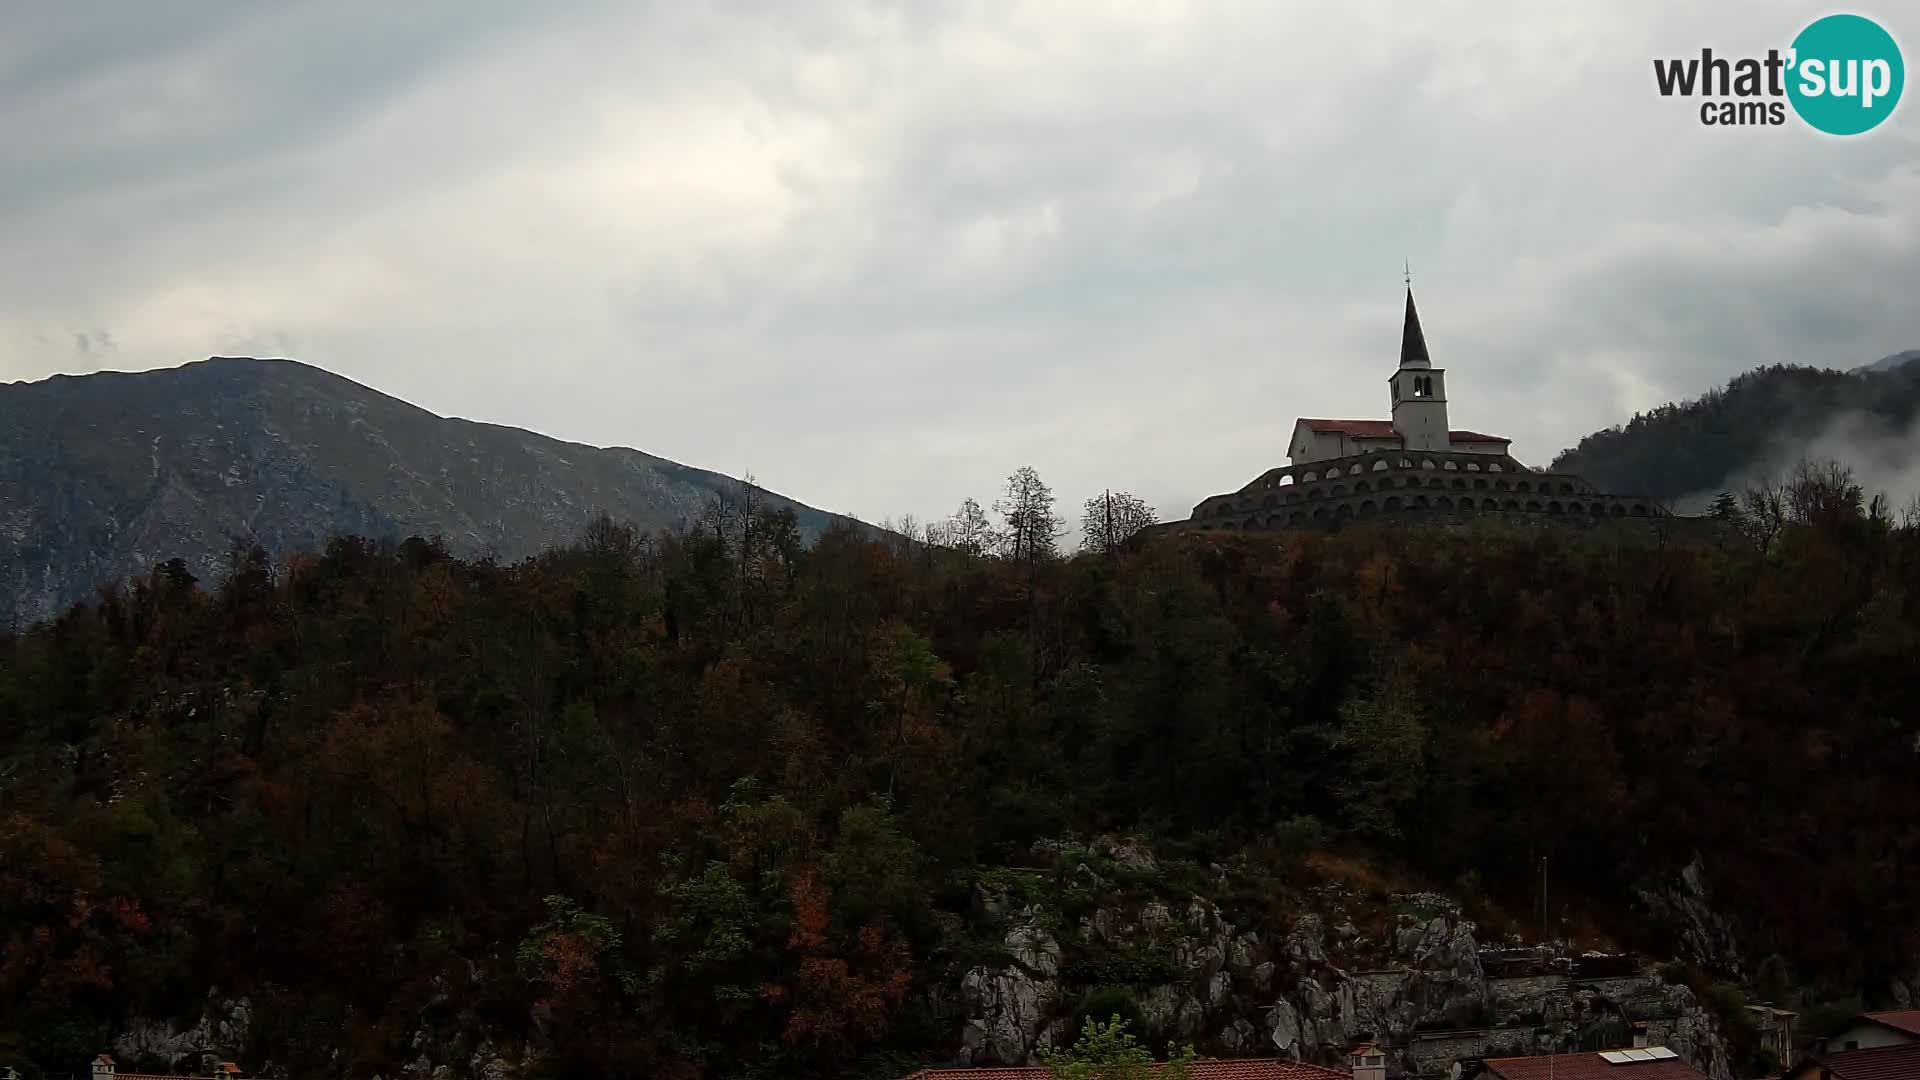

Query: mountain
0;356;864;626
1551;359;1920;505
1852;348;1920;374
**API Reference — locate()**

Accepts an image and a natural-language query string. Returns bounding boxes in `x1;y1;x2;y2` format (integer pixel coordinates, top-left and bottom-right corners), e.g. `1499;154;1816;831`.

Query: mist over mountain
0;357;863;626
1552;359;1920;513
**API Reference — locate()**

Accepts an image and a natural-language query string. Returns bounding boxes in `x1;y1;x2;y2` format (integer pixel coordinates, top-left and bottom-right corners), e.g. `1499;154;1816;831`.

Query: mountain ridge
0;356;866;626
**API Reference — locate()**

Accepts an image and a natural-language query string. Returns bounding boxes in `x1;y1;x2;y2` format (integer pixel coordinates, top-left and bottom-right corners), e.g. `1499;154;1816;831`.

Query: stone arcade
1179;288;1661;532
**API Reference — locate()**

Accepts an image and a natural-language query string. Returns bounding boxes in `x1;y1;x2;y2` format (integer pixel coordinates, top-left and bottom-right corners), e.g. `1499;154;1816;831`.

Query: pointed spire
1399;286;1431;369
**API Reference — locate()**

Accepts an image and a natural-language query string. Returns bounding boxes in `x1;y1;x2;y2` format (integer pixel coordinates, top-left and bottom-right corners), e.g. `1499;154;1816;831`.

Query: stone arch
1428;477;1445;489
1307;487;1325;500
1610;503;1626;517
1482;498;1499;511
1372;460;1389;472
1245;517;1261;528
1313;505;1330;520
1452;478;1468;490
1332;485;1348;498
1459;498;1476;514
1398;458;1414;469
1335;503;1354;518
1414;494;1431;508
1566;501;1583;515
1436;495;1454;509
1384;495;1402;511
1421;459;1437;470
1473;478;1488;490
1526;500;1542;512
1489;463;1504;472
1537;481;1552;495
1467;462;1481;472
1290;511;1308;525
1262;494;1278;509
1630;503;1648;516
1444;460;1458;471
1301;472;1318;484
1548;501;1564;515
1354;481;1371;494
1360;500;1378;516
1559;482;1575;494
1504;498;1520;511
1284;492;1299;505
1278;474;1295;486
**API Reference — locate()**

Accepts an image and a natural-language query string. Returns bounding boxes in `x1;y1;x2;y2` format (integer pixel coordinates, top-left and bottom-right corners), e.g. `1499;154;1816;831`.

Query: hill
1551;361;1920;507
1852;349;1920;374
0;357;864;626
1;500;1916;1079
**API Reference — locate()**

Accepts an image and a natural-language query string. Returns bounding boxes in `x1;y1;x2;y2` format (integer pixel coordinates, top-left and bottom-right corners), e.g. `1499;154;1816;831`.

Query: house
1782;1042;1920;1080
1780;1010;1920;1080
1461;1047;1710;1080
91;1055;244;1080
1814;1010;1920;1053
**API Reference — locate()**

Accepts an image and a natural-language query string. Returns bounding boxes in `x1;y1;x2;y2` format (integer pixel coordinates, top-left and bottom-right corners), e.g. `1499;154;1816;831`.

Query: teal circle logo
1787;14;1904;135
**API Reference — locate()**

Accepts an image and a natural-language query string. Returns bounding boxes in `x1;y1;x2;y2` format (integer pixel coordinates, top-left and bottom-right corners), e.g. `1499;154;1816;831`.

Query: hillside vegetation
1551;362;1920;502
1;469;1917;1079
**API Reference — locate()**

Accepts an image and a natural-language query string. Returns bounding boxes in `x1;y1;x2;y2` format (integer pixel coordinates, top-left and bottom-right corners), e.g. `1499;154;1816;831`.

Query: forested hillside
1551;362;1920;503
2;471;1918;1080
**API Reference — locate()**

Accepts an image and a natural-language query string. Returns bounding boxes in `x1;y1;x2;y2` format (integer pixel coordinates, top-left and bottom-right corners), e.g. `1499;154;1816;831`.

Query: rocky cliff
943;839;1740;1080
0;358;863;626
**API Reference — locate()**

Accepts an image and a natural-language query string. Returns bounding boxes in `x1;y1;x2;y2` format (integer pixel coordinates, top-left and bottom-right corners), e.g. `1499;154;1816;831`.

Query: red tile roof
1799;1042;1920;1080
1303;418;1398;438
1483;1051;1708;1080
1298;419;1509;444
1863;1009;1920;1037
900;1061;1349;1080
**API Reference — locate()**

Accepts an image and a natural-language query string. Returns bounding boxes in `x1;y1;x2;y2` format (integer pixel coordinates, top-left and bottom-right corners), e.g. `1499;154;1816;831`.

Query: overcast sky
4;1;1918;526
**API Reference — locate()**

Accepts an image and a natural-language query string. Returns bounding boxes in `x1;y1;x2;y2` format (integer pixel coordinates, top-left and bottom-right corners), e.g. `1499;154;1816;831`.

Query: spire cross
1404;259;1412;287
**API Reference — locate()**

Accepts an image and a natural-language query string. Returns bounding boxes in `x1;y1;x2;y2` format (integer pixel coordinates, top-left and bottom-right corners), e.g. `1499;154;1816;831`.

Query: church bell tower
1389;285;1451;452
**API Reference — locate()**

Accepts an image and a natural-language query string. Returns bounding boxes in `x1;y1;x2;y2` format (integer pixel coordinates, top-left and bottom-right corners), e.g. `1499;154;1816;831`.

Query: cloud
3;0;1918;530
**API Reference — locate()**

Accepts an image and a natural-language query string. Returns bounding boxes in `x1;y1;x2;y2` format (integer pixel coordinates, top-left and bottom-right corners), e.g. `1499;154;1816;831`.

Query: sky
4;1;1920;529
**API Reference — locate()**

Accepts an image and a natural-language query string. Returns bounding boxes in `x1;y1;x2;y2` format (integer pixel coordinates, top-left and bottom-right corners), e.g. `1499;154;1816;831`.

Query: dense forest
1551;362;1920;502
2;463;1918;1080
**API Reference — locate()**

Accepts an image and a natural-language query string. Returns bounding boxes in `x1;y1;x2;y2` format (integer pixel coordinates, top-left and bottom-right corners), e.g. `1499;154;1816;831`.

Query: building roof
899;1061;1350;1080
91;1055;241;1079
1297;418;1510;444
1482;1048;1708;1080
1795;1042;1920;1080
1401;287;1431;369
1862;1009;1920;1037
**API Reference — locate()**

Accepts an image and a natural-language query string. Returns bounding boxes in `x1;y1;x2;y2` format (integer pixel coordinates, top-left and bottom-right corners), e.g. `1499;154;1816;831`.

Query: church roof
1299;418;1510;444
1400;287;1431;369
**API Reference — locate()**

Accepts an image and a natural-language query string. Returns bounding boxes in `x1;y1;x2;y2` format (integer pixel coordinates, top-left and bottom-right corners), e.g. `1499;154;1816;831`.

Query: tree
1079;491;1157;555
945;497;998;556
993;466;1064;564
1037;1014;1195;1080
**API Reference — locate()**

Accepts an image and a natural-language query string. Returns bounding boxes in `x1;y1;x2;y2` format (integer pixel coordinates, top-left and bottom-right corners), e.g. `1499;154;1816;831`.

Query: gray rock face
1637;858;1745;978
949;844;1738;1080
959;918;1063;1065
1;358;866;626
112;993;251;1073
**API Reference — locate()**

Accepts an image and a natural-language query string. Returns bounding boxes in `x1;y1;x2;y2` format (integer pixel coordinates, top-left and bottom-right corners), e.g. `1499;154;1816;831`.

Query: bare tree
993;465;1064;564
944;496;998;556
1079;490;1157;554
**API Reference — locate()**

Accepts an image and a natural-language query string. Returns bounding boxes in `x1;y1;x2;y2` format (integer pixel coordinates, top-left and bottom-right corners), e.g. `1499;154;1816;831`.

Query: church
1178;287;1662;531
